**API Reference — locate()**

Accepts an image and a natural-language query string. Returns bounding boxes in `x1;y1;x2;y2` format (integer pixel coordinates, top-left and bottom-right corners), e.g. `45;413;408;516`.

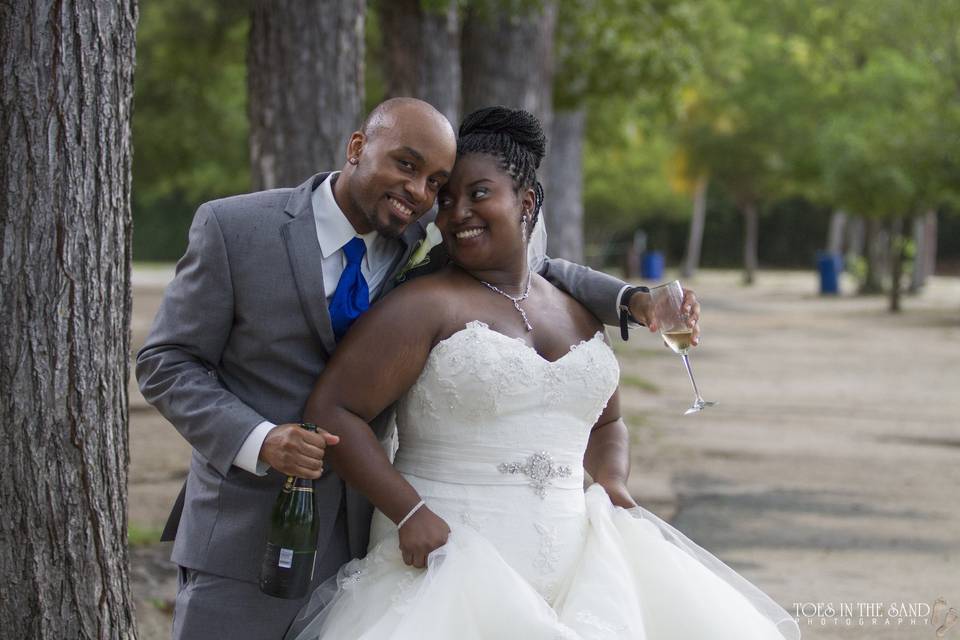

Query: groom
137;97;700;639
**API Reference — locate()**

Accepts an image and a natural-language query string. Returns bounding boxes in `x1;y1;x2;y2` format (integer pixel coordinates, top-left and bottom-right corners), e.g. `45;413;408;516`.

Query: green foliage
132;0;249;260
672;0;823;206
813;0;960;220
554;0;726;110
583;99;688;234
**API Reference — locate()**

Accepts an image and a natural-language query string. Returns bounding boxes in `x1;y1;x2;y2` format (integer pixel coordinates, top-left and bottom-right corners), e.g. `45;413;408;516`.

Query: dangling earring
520;212;529;242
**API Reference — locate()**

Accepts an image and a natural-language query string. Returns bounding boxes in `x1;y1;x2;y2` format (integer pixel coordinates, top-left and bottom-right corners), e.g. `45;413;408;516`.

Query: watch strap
618;285;650;341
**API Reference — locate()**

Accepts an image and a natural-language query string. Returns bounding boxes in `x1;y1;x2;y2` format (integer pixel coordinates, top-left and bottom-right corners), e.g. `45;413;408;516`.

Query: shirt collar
312;172;362;259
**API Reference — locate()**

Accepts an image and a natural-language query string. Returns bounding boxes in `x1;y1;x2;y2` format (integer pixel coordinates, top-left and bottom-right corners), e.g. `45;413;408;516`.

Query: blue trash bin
816;251;842;294
641;251;664;280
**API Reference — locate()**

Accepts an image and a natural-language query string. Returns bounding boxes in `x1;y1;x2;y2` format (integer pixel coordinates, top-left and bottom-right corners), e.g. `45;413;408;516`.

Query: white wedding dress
288;321;800;639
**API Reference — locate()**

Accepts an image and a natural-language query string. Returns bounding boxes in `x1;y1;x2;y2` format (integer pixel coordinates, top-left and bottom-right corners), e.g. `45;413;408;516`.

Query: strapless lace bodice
394;321;620;490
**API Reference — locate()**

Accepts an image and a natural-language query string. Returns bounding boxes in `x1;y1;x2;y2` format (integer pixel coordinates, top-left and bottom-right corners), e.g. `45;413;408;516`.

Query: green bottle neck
283;476;314;493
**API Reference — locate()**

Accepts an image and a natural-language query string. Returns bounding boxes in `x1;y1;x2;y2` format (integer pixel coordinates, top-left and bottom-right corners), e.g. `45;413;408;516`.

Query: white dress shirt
234;173;403;475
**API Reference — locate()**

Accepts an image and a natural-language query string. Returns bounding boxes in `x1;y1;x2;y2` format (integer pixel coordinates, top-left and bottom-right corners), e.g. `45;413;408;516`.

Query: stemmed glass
650;280;717;415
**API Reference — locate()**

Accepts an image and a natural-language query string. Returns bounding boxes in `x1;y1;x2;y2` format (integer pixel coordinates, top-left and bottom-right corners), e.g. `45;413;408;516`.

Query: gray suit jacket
136;172;629;584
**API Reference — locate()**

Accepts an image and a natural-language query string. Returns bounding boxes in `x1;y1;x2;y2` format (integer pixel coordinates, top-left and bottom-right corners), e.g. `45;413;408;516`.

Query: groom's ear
345;132;366;164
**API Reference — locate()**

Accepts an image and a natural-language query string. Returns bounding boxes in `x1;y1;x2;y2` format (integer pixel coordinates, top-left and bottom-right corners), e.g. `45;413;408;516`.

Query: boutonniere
396;222;442;282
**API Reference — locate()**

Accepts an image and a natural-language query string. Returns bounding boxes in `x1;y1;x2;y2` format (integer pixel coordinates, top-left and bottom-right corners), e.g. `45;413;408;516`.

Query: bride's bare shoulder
381;266;465;304
533;274;606;341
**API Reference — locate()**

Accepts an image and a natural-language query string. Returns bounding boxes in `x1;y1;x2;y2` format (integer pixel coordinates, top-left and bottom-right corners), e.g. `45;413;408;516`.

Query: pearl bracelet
397;500;425;530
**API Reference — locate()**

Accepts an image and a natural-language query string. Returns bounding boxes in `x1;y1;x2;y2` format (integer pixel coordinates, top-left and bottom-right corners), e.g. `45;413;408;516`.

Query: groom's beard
370;203;435;240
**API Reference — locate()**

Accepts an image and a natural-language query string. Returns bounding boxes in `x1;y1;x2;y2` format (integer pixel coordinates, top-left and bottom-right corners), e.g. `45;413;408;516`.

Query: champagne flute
650;280;717;415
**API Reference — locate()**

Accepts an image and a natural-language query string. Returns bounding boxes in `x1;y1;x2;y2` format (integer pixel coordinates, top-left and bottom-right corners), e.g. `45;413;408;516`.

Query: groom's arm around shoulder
136;198;271;477
538;256;633;328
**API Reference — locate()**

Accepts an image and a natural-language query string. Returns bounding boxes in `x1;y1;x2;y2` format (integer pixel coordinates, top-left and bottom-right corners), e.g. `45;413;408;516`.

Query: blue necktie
328;237;370;341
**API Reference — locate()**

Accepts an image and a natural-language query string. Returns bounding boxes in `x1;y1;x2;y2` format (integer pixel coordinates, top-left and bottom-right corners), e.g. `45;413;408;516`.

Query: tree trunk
826;209;847;255
904;209;937;295
861;217;886;294
0;1;138;637
846;215;865;259
681;173;709;279
741;201;759;285
544;109;585;262
909;214;927;293
461;0;556;189
379;0;461;125
922;209;938;279
248;0;365;190
888;217;905;312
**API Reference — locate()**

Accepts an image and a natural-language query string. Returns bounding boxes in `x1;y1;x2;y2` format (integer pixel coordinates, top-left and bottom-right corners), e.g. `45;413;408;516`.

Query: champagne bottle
259;423;320;599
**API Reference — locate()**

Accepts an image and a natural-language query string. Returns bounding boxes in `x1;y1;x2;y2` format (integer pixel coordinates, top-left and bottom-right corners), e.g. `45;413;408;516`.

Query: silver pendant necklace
478;269;534;331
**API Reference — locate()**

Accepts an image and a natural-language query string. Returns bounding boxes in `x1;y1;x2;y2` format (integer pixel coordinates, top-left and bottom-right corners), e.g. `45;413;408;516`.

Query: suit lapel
380;220;428;297
282;173;337;357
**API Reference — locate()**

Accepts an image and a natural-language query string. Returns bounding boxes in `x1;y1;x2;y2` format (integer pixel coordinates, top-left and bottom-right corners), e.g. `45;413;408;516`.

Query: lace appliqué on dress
390;571;419;614
459;511;490;533
497;451;572;498
532;522;560;575
574;610;628;639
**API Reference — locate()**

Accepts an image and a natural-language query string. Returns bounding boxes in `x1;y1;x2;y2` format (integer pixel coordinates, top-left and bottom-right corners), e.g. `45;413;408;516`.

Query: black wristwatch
618;286;649;341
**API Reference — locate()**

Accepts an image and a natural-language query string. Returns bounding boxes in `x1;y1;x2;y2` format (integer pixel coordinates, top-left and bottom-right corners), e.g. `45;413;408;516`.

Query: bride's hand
398;506;450;569
598;481;638;509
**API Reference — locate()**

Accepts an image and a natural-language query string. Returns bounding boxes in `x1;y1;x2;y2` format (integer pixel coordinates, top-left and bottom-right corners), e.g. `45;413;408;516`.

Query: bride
286;107;800;640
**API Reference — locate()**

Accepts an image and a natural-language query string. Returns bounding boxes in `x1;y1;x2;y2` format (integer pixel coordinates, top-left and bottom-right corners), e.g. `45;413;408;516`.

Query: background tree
0;0;139;636
550;0;718;262
674;0;821;284
377;0;461;124
248;0;365;190
819;49;956;311
460;0;557;166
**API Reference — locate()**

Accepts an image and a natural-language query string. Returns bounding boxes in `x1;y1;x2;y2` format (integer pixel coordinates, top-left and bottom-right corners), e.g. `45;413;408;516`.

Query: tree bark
861;217;886;294
846;215;865;259
826;209;847;255
681;173;709;279
0;1;139;637
461;0;556;190
922;209;938;279
741;201;759;285
544;109;585;262
909;214;927;293
888;217;905;312
379;0;461;125
248;0;365;190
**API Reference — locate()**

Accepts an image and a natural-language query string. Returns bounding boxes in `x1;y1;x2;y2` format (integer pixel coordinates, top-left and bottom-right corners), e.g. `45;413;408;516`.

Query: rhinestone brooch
498;451;572;499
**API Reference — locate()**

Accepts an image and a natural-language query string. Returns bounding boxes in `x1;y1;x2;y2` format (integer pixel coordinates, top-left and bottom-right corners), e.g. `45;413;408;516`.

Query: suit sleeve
136;202;267;476
537;257;628;327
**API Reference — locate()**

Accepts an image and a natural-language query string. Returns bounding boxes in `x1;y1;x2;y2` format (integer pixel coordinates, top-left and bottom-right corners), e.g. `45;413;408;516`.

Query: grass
611;340;664;358
620;373;660;394
148;597;176;615
128;524;164;548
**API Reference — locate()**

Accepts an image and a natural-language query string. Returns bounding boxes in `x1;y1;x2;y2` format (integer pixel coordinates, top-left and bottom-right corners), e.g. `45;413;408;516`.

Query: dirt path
128;267;960;639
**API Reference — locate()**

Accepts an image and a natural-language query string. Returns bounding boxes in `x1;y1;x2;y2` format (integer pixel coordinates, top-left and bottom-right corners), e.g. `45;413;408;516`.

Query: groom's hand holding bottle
259;423;340;478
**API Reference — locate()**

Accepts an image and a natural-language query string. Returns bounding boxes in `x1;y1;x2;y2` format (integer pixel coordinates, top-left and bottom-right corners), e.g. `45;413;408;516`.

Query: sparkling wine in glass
650;280;717;415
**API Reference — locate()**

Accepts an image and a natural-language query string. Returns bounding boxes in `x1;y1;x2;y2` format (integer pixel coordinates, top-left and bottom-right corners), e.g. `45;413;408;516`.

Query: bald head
361;97;455;143
335;97;458;239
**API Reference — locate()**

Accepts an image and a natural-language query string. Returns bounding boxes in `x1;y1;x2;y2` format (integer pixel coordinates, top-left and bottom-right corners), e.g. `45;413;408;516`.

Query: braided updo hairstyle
457;106;546;228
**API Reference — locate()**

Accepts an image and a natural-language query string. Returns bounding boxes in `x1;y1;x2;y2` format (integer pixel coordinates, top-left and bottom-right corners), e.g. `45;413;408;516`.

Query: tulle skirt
286;484;800;639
